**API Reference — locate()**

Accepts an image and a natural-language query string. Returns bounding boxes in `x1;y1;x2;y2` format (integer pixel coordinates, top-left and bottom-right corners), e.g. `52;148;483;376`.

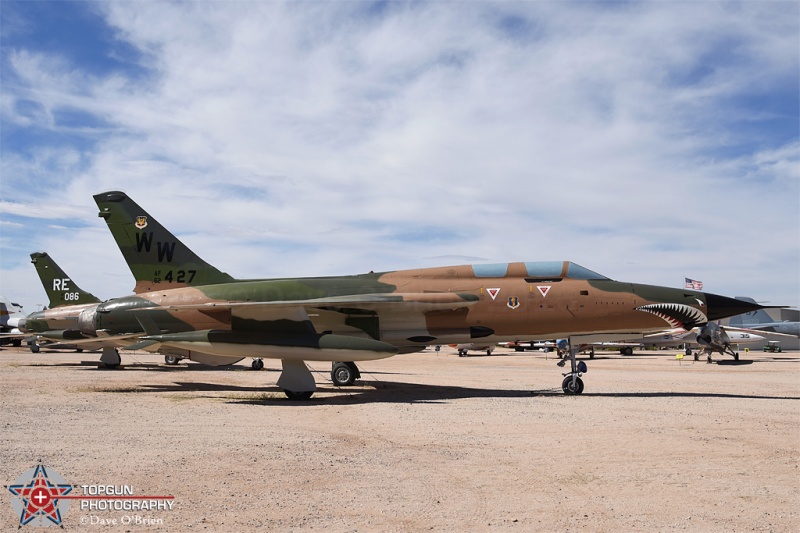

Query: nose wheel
562;375;584;394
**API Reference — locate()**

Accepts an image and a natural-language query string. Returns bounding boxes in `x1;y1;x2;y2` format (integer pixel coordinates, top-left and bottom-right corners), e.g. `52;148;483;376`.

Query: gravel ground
1;345;798;532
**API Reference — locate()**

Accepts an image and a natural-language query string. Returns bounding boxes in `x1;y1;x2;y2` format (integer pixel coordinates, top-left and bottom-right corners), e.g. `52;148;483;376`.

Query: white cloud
1;1;797;311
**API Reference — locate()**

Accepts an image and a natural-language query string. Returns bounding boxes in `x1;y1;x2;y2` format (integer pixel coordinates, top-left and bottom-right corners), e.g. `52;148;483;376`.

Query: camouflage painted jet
20;252;115;356
20;252;245;367
82;191;768;399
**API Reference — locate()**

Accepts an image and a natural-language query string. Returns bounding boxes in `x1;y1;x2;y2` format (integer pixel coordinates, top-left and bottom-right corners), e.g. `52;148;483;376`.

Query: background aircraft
0;296;26;346
21;252;247;368
579;326;766;360
22;252;117;356
730;297;800;337
453;344;495;356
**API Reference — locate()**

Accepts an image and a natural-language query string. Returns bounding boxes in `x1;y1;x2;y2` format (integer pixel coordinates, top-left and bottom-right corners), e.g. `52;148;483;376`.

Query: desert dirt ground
1;344;798;532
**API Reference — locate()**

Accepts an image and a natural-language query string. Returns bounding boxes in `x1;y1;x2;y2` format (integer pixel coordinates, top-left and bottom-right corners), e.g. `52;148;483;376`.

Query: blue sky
1;1;798;312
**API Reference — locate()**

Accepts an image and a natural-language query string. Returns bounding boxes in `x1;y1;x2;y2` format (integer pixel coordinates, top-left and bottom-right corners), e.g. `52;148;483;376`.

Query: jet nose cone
704;293;769;321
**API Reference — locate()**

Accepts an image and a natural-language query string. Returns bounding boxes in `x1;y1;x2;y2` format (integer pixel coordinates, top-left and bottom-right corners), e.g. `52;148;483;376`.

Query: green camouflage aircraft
20;252;106;353
21;252;244;367
74;191;766;399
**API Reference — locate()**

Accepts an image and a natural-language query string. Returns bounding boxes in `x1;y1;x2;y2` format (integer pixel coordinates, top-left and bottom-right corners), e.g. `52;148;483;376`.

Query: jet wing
129;292;479;318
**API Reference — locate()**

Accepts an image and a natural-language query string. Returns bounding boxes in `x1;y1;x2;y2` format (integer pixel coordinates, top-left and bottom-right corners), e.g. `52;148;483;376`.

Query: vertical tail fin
730;296;775;326
94;191;235;293
30;252;101;308
0;296;25;327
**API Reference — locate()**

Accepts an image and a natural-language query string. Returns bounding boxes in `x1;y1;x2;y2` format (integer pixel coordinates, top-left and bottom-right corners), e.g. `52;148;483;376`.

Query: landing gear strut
557;340;587;395
277;360;316;400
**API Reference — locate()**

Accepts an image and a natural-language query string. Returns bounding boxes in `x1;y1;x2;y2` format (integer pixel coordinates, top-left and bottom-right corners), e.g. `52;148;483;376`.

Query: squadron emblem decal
135;216;148;229
507;296;520;309
487;288;500;301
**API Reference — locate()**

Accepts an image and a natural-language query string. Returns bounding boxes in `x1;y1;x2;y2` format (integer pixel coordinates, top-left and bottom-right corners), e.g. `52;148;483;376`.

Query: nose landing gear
557;341;588;395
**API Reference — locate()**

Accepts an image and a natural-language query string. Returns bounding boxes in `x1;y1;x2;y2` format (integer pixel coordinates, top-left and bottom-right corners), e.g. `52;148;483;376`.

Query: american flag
684;277;704;290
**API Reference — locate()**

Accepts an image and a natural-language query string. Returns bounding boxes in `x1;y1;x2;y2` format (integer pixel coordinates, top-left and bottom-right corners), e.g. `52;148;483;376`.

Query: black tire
331;362;356;386
733;353;739;361
164;355;180;365
251;358;264;371
30;343;40;354
284;390;313;400
561;375;584;395
693;353;699;361
12;339;22;347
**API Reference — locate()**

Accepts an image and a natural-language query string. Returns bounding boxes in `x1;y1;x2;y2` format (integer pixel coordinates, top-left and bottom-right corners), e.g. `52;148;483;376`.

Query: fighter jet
21;252;104;353
729;297;800;337
79;195;771;398
20;252;247;368
0;296;26;346
693;323;763;363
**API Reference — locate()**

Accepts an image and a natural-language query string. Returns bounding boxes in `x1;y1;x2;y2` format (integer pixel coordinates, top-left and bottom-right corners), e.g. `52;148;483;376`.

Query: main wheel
284;390;313;400
561;375;584;395
251;358;264;370
733;352;739;361
30;342;40;354
164;355;180;365
331;362;357;386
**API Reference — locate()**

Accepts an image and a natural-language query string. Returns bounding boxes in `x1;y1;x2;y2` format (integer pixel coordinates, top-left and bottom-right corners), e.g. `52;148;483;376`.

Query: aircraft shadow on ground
93;379;799;405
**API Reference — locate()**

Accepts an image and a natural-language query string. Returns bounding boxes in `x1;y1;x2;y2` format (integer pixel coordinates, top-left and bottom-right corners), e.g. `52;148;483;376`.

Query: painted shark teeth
635;303;707;329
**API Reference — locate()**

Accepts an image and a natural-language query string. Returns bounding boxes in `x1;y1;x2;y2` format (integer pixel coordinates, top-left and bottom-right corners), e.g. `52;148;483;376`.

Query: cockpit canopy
471;261;609;280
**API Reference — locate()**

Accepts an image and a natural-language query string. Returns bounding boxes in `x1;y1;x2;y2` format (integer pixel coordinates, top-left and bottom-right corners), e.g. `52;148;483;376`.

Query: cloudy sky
1;1;798;312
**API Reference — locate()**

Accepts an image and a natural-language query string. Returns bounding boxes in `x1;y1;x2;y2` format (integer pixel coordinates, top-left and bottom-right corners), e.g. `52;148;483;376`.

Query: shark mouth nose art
635;303;708;329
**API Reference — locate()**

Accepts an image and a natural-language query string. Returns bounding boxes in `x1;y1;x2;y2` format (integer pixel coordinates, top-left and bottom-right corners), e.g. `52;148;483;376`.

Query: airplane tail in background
30;252;101;308
1;296;25;328
94;191;236;293
730;297;775;326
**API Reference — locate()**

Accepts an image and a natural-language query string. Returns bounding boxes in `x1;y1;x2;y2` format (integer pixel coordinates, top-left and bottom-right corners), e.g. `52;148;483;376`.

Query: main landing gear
251;358;264;371
557;341;588;395
331;361;360;386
